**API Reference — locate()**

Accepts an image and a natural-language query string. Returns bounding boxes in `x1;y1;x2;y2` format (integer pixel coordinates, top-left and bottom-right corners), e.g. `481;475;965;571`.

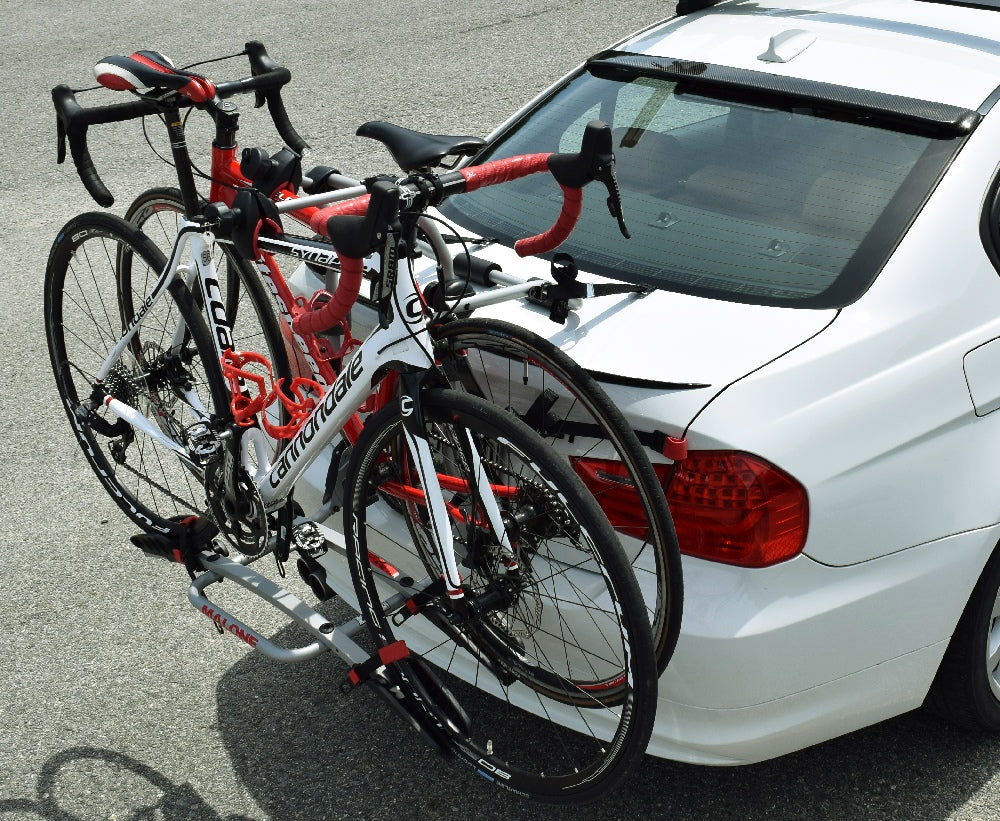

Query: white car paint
296;0;1000;764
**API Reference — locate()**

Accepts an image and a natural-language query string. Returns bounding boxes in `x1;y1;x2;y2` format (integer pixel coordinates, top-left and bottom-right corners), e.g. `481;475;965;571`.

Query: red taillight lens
667;451;808;567
568;458;671;541
571;450;808;568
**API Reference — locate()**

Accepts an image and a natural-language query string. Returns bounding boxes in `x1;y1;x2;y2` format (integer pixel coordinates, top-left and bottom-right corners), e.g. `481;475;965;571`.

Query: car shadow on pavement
0;746;256;820
211;608;1000;821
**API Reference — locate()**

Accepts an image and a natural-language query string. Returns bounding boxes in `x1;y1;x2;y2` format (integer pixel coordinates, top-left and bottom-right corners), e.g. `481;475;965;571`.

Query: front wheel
344;388;656;803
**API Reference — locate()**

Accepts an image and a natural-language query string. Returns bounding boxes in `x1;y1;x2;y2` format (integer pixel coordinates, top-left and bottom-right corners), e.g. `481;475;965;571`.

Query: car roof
618;0;1000;112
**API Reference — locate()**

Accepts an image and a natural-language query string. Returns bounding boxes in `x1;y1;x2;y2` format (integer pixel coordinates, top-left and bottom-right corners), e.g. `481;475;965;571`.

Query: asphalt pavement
4;2;1000;819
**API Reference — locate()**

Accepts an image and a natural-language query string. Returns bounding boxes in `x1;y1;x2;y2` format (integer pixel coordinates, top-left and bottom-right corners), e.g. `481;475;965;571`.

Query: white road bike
46;49;658;803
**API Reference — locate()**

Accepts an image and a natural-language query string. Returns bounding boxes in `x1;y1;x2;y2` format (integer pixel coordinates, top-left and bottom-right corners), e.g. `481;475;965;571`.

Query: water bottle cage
221;349;324;440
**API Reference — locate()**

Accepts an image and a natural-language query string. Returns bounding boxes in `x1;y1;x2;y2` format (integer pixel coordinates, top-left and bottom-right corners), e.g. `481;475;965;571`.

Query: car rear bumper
303;467;997;764
648;526;998;762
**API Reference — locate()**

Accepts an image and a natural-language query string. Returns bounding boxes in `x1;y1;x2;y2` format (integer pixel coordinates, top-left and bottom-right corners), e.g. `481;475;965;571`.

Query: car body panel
622;1;1000;111
665;530;992;711
446;243;838;388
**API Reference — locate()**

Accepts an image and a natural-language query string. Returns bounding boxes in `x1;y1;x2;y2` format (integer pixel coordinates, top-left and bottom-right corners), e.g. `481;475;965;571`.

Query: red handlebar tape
296;151;582;332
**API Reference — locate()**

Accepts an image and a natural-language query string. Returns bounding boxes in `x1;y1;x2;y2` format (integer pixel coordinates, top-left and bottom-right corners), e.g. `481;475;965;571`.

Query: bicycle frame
75;69;627;606
98;210;516;598
206;141;546;346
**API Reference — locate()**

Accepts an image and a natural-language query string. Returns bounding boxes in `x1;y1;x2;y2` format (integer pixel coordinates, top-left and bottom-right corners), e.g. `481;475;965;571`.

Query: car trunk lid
464;251;837;388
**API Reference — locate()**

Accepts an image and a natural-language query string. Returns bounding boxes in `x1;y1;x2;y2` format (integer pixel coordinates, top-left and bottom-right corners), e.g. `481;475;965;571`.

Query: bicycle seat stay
356;120;485;170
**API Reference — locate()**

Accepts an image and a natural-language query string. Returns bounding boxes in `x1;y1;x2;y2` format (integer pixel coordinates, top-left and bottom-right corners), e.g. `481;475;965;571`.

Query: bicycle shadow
0;747;255;821
213;609;1000;820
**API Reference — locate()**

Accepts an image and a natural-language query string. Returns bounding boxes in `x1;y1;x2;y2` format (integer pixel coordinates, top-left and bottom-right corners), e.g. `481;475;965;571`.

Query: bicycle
47;49;660;803
98;43;683;675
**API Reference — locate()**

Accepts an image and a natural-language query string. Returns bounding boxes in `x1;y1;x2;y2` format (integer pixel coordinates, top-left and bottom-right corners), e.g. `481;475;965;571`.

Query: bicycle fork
397;373;517;601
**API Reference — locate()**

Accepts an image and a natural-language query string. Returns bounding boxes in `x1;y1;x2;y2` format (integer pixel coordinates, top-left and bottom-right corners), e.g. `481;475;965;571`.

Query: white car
294;0;1000;765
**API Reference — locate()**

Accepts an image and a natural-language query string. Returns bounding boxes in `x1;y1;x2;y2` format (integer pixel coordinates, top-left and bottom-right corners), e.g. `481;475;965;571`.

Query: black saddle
356;121;485;171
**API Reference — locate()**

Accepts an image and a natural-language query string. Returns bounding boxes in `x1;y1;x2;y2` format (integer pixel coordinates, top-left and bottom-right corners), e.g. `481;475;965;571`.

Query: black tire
123;187;292;386
345;388;657;803
432;318;683;675
926;547;1000;731
44;212;230;534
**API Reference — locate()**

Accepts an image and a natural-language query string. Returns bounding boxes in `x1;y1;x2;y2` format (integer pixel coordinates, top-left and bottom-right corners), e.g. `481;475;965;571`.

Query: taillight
571;450;808;568
568;458;671;540
667;451;808;567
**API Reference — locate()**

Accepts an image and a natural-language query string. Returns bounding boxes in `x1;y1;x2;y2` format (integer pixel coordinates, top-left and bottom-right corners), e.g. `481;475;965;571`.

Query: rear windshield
440;67;962;308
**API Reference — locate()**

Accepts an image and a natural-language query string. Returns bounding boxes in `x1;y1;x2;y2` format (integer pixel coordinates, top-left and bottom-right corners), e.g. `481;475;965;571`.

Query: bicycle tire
45;212;230;534
344;388;657;803
124;187;293;386
432;317;683;675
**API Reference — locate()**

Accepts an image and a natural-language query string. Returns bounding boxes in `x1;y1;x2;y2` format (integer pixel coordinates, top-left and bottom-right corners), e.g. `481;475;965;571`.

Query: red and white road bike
46;45;667;803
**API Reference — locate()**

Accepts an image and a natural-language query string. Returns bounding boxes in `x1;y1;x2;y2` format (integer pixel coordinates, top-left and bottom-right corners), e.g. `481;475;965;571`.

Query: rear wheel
926;548;1000;730
345;388;656;803
44;212;229;534
432;317;683;675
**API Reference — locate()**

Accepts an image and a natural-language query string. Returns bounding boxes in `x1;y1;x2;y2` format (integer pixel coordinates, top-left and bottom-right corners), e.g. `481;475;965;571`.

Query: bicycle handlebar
52;41;305;206
291;120;626;336
52;86;168;206
236;41;307;155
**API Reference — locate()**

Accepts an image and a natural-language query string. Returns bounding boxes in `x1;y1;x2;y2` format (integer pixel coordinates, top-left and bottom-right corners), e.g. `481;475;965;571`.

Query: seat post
163;101;202;219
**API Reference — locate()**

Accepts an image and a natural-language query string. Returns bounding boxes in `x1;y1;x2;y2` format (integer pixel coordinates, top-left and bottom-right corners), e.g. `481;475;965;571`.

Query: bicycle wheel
345;388;657;803
45;212;230;534
124;187;292;383
432;317;683;675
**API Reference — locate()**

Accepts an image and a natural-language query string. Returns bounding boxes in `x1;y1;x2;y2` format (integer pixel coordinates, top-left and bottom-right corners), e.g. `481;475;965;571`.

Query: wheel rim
987;587;1000;701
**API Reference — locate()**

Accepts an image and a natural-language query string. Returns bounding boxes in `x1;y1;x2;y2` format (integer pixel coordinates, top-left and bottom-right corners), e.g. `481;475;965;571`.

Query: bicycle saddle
95;51;215;103
356;121;485;171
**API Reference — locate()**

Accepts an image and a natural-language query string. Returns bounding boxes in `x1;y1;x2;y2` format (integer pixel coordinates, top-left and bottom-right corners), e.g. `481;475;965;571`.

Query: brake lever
56;116;67;164
592;156;631;239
